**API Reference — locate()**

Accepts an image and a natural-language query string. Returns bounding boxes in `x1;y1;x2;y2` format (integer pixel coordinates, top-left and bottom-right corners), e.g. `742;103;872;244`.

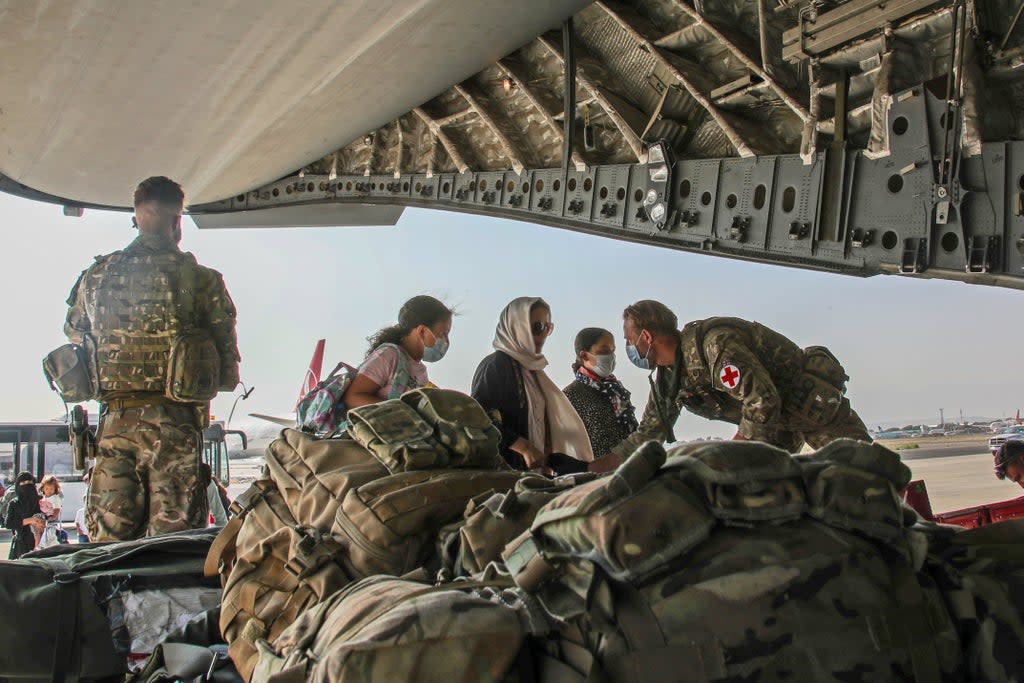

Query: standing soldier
612;300;870;457
63;176;240;541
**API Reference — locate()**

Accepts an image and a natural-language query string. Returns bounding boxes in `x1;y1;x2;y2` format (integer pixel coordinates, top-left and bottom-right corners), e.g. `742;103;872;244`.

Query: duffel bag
0;528;219;683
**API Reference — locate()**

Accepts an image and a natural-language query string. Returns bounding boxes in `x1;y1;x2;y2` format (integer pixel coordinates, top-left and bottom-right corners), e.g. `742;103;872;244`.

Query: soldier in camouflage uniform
63;176;240;541
611;300;869;457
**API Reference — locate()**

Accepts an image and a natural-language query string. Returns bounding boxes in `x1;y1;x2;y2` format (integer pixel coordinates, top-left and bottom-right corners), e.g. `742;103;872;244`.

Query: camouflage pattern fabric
64;232;240;394
251;576;548;683
347;388;506;472
210;430;384;681
400;388;505;469
334;467;525;578
500;439;962;682
87;402;208;541
925;518;1024;681
438;471;596;579
612;317;870;457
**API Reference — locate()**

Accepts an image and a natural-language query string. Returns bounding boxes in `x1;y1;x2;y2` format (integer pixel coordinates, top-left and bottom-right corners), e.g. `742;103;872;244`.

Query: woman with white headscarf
471;297;594;472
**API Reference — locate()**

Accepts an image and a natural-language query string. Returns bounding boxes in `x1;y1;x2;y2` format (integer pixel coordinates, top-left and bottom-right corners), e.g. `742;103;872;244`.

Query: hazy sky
1;192;1021;439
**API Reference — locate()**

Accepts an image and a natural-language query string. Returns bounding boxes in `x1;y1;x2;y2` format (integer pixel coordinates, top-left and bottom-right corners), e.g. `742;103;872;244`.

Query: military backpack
251;576;548;683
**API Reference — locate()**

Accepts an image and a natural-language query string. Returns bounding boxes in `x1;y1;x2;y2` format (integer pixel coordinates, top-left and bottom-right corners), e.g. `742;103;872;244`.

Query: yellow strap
204;516;242;577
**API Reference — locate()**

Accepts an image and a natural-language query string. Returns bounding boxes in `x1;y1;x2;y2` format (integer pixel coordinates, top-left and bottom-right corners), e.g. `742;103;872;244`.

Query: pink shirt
357;344;428;400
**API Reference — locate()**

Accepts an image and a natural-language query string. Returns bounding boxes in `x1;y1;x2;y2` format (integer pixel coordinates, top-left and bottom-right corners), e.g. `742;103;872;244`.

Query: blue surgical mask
590;353;616;378
626;333;650;370
422;330;449;363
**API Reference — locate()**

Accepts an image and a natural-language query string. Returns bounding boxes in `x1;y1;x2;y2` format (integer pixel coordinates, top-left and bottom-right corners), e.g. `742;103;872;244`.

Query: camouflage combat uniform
612;317;869;456
64;232;240;540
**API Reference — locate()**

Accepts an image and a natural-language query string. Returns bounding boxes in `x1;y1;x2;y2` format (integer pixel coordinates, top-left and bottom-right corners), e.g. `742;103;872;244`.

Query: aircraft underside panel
190;85;1024;289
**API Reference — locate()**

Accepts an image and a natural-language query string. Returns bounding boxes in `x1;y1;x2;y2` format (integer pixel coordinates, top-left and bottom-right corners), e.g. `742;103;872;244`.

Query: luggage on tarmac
0;528;219;683
207;412;1024;683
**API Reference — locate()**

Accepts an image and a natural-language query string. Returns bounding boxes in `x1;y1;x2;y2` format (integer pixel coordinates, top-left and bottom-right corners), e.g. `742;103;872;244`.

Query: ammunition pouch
166;330;221;403
42;337;99;403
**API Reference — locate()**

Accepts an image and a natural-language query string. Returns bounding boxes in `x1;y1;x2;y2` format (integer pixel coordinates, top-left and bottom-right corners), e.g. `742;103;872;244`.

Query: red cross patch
719;364;741;389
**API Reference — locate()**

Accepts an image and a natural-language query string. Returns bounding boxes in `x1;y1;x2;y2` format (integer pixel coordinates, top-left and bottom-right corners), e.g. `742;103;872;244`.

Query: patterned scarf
575;367;639;431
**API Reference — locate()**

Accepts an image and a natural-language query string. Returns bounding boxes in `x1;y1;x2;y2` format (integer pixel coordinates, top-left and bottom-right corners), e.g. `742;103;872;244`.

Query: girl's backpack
295;361;358;434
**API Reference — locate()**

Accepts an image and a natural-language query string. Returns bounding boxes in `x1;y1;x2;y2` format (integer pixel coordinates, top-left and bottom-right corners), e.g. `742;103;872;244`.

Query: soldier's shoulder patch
717;362;742;390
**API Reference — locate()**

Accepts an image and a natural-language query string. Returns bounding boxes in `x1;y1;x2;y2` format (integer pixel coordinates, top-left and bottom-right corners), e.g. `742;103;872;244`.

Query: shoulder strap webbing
41;557;81;683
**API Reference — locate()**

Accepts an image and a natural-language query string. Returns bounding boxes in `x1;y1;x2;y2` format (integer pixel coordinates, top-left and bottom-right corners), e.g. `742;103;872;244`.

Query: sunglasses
531;321;555;336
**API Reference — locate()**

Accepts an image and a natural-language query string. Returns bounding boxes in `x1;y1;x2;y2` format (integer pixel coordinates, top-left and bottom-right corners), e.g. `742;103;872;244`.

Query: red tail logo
296;339;326;409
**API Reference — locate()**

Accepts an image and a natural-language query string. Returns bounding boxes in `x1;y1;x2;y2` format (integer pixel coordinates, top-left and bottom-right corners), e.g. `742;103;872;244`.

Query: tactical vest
84;248;200;394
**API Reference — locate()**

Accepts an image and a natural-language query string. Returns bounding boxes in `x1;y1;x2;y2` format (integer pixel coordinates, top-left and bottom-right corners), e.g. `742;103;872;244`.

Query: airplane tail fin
295;339;326;409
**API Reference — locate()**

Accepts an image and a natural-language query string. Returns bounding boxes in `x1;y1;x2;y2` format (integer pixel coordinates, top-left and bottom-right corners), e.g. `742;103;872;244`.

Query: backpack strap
40;557;81;683
379;343;416;399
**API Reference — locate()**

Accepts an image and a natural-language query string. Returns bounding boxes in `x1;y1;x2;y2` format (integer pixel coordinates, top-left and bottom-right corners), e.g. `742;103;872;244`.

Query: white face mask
588;353;616;378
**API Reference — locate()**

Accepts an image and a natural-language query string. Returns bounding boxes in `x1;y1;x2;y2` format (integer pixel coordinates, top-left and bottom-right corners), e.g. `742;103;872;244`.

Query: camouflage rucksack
250;576;549;683
333;467;524;578
206;430;385;681
211;399;522;680
347;388;505;471
925;518;1024;681
437;472;598;579
500;439;963;682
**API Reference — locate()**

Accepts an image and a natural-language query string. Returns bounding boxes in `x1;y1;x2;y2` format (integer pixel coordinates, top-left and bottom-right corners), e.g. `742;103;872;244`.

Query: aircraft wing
248;413;296;428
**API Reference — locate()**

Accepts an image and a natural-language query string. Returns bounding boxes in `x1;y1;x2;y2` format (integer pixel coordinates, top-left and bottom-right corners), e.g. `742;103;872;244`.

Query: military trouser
87;400;208;541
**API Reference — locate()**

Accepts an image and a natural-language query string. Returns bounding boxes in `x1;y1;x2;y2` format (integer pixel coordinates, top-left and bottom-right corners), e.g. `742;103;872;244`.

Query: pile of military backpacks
6;387;1023;683
199;387;1024;683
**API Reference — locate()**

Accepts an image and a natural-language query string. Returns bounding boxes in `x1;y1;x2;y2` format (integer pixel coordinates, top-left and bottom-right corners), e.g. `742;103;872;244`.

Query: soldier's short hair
623;300;678;336
994;440;1024;479
134;176;185;209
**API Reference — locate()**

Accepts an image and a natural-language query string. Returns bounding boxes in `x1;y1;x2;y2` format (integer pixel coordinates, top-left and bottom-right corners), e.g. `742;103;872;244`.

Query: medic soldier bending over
63;176;240;541
611;300;871;457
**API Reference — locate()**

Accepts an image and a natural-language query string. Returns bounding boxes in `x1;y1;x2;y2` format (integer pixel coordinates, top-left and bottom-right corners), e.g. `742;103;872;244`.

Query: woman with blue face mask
562;327;639;471
343;295;453;410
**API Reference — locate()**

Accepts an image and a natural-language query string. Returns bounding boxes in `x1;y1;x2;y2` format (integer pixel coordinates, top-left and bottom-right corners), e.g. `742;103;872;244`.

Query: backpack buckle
286;527;341;578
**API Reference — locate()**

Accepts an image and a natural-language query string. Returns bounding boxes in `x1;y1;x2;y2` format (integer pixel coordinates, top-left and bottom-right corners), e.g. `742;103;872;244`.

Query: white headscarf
492;297;594;463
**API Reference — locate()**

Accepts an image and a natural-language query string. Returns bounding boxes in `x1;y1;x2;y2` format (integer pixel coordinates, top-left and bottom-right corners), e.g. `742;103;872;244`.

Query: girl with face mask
562;327;639;471
343;295;453;410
